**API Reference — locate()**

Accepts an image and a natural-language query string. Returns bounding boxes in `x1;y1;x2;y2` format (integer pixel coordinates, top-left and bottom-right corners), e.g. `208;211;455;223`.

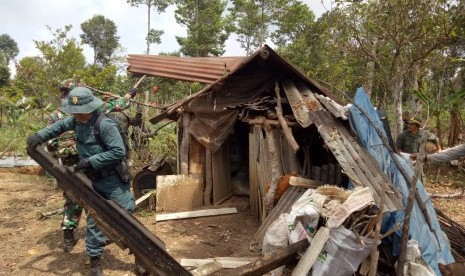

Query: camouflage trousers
61;193;83;230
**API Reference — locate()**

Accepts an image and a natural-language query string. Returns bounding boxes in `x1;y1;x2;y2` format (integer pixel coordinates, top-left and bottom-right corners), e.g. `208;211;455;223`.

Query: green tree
317;0;461;137
0;34;19;63
80;15;120;66
271;0;315;48
229;0;262;55
127;0;172;54
229;0;281;55
0;51;10;87
24;25;86;107
14;57;47;106
175;0;232;57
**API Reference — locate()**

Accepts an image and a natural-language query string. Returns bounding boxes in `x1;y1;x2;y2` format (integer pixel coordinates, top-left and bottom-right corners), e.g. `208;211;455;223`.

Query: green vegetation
1;0;464;165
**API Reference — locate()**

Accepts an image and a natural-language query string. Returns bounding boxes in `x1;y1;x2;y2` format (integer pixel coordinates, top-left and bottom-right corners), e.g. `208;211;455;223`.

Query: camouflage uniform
36;87;136;276
396;130;439;154
50;85;134;232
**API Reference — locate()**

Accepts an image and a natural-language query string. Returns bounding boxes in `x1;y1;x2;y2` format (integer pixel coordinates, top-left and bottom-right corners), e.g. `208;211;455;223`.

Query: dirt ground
0;162;464;276
0;168;260;276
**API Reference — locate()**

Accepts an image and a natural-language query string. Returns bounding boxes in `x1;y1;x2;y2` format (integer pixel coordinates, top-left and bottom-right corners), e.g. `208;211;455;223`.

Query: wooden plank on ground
292;227;330;276
191;260;222;276
156;207;237;222
181;257;256;269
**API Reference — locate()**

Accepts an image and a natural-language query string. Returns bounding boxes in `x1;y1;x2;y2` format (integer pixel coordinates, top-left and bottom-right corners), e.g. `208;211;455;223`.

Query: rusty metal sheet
309;109;403;212
127;54;245;84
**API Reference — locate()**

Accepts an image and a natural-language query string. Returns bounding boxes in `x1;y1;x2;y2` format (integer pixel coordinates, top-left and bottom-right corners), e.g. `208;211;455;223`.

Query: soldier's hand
27;133;44;148
75;158;91;172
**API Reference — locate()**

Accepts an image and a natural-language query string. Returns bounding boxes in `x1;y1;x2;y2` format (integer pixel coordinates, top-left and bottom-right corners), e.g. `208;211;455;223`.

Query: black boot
63;229;76;252
90;256;104;276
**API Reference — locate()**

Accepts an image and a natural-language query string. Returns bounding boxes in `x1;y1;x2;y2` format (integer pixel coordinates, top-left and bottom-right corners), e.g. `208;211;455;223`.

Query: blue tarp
348;87;454;275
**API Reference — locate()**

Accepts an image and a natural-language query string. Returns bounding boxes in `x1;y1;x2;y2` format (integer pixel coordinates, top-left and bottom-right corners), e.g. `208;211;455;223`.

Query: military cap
63;87;103;114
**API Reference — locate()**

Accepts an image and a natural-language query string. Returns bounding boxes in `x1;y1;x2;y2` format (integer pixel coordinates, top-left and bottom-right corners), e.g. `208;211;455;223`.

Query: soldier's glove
27;133;44;148
75;158;91;172
128;88;138;98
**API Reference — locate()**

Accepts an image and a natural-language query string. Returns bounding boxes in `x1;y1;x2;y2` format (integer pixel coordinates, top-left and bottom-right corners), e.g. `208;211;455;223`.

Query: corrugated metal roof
127;55;245;84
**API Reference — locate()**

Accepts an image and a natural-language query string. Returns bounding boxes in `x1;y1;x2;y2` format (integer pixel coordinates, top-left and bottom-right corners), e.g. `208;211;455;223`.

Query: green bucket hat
407;117;422;126
62;87;103;114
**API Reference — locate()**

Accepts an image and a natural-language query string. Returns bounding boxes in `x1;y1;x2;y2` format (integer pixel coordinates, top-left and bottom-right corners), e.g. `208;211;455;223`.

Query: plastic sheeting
186;72;276;152
348;87;454;275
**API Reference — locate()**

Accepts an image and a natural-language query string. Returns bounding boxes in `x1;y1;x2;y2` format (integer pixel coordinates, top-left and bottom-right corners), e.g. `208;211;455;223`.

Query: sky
1;0;333;68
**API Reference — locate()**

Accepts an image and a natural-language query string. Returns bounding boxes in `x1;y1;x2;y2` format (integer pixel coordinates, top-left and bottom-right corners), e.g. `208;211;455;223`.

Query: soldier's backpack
93;112;130;160
73;112;132;182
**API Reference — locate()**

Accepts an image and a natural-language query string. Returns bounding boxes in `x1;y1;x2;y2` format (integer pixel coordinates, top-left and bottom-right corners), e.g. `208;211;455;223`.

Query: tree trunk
146;4;151;54
392;75;405;140
364;38;377;97
448;105;463;147
409;65;422;117
435;111;443;149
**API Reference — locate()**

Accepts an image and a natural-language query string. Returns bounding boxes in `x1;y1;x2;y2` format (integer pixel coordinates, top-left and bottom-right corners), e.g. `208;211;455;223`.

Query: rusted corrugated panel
127;55;245;84
308;109;403;212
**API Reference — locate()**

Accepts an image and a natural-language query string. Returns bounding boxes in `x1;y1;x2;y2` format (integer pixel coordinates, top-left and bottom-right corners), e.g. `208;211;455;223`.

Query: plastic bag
287;189;326;243
262;213;289;253
262;213;289;276
312;226;374;276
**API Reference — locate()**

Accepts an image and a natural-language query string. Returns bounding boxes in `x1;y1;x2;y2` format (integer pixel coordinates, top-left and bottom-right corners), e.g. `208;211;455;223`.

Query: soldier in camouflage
49;79;139;254
396;117;442;154
28;87;139;276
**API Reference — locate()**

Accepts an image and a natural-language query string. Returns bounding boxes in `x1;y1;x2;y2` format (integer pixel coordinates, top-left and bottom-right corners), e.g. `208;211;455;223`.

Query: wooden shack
128;45;402;220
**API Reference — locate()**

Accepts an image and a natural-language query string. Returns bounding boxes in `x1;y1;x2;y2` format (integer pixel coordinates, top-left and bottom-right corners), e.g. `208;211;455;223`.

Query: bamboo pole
396;133;427;276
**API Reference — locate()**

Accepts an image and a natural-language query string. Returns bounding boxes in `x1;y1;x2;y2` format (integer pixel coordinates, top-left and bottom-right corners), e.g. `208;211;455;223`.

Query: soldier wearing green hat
28;87;137;276
396;116;441;154
46;80;139;257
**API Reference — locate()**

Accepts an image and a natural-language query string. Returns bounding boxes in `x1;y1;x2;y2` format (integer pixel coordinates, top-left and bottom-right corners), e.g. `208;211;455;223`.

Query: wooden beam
223;239;309;276
156;207;237;222
289;176;322;189
242;117;299;127
191;261;222;276
292;227;329;275
135;190;156;206
275;81;299;153
181;257;255;269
